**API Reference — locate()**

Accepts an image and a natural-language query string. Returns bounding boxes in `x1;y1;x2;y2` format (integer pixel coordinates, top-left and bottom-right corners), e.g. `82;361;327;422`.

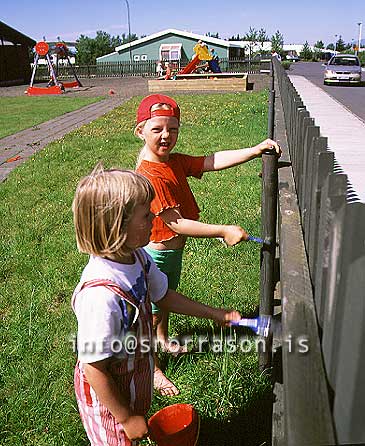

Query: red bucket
148;403;200;446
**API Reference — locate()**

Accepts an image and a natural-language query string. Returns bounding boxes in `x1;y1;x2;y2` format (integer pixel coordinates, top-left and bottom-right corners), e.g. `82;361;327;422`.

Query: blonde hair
72;164;154;257
134;103;179;168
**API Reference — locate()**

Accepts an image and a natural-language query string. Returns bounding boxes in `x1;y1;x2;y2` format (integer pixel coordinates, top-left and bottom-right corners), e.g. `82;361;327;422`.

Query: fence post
259;66;278;370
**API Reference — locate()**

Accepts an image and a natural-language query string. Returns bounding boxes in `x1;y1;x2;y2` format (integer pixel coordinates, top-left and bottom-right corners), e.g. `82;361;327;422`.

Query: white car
323;54;362;85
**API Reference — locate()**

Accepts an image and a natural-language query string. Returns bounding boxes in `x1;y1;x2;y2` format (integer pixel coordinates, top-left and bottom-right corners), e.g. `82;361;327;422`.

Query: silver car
323;54;362;85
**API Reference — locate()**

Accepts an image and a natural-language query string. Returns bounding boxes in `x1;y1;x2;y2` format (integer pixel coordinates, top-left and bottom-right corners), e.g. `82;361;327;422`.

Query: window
159;43;182;61
141;54;147;61
133;55;140;61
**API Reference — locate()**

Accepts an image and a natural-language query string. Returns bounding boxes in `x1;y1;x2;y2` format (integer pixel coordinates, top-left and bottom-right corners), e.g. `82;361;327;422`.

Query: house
0;21;36;86
96;28;271;64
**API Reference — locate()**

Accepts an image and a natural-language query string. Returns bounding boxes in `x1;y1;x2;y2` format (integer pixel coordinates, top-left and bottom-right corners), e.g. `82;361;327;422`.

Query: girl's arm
156;289;241;324
203;138;281;172
159;207;248;246
84;359;148;441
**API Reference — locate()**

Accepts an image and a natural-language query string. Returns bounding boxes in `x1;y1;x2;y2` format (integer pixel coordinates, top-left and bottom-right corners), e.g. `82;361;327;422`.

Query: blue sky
2;0;363;46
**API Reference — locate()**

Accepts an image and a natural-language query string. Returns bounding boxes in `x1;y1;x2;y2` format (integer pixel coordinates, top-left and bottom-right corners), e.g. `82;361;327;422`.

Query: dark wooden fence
266;57;365;445
33;58;270;81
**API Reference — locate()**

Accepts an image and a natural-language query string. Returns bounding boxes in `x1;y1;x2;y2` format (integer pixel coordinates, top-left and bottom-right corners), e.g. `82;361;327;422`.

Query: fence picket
300;124;319;216
332;203;365;443
314;173;348;327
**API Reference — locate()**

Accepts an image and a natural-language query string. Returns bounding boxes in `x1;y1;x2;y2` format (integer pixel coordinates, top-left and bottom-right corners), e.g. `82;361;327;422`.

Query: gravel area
0;77;149;98
0;74;269;98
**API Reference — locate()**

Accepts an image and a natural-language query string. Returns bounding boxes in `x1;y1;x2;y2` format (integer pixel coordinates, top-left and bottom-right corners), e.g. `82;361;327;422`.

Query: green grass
0;96;104;139
0;91;271;446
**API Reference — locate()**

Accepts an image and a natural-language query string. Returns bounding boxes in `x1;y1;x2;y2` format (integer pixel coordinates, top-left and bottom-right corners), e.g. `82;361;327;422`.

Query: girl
134;94;281;374
71;165;241;445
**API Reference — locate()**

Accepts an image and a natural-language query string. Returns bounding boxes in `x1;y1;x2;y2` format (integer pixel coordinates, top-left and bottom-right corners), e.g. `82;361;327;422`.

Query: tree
336;35;346;52
312;40;324;61
300;41;313;60
326;43;335;50
271;30;284;55
206;32;220;38
229;34;243;41
258;28;269;51
76;31;138;64
244;27;258;59
314;40;325;49
118;32;138;45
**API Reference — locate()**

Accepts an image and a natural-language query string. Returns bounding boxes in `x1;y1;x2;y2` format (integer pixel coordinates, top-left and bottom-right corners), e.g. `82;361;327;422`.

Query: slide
178;42;214;75
179;54;200;74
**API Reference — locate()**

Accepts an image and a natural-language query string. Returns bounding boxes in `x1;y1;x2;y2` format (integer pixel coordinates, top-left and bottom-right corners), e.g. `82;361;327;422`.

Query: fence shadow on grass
197;389;273;446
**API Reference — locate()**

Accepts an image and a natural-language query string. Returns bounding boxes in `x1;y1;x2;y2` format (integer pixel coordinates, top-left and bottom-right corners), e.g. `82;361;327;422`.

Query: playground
150;39;249;93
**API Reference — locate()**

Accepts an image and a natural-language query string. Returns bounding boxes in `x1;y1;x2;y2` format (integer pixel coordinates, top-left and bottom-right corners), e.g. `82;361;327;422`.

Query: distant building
0;21;36;86
96;28;271;64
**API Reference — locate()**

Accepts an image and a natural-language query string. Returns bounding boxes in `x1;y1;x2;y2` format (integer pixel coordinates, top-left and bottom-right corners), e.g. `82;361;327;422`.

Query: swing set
26;40;82;95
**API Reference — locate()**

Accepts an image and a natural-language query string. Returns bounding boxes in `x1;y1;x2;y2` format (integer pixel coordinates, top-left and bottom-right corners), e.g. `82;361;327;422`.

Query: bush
358;52;365;67
281;60;292;70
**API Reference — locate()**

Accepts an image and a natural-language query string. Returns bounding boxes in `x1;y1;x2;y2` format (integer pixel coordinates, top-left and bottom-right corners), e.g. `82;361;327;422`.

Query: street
288;61;365;123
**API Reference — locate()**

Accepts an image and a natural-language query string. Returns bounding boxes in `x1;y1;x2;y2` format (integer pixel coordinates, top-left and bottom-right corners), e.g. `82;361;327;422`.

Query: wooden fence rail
270;57;365;445
33;58;270;81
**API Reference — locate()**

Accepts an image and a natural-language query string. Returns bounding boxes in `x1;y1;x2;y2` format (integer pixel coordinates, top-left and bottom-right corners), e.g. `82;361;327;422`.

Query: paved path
0;97;127;182
289;74;365;203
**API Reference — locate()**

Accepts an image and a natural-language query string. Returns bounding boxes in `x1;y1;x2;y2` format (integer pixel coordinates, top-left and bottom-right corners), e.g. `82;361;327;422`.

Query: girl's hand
213;309;242;326
254;138;282;156
123;415;148;441
222;225;249;246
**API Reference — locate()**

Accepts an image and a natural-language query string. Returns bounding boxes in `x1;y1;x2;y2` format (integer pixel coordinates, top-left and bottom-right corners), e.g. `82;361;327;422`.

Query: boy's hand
213;309;242;326
123;415;148;441
222;225;249;246
255;138;282;156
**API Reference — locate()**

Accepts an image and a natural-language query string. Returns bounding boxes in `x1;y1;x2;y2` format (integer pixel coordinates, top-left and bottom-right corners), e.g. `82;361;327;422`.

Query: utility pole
124;0;132;63
357;22;362;56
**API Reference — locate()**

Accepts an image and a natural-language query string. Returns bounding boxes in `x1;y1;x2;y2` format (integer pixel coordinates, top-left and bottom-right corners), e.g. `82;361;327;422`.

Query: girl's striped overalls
72;251;154;446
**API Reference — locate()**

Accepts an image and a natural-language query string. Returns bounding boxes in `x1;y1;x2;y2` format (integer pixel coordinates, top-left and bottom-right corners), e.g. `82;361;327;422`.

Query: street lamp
357;22;362;56
334;34;338;53
123;0;132;63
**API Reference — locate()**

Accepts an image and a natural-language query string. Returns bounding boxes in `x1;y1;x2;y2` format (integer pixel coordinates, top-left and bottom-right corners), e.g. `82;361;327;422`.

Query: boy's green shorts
144;246;183;314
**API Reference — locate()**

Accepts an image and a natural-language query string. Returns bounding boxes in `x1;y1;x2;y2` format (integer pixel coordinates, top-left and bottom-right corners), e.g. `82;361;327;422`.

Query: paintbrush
231;315;272;337
216;234;269;247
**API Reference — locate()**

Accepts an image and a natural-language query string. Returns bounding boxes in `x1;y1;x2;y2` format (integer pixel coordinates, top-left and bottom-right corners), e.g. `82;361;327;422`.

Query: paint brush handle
247;235;264;244
231;315;272;337
231;318;258;329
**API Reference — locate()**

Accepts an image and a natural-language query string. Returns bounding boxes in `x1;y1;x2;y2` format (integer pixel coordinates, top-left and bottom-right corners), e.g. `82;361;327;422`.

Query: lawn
0;96;104;139
0;91;272;446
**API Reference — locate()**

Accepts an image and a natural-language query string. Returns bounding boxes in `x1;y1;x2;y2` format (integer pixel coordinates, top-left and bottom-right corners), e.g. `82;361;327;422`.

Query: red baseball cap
136;94;180;125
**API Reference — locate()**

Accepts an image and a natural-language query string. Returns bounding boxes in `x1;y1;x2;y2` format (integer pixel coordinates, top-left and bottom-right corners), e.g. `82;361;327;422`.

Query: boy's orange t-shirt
137;153;205;242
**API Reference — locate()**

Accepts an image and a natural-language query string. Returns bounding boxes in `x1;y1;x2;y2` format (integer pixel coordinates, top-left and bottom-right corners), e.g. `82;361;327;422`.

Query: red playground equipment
179;41;221;75
26;40;82;95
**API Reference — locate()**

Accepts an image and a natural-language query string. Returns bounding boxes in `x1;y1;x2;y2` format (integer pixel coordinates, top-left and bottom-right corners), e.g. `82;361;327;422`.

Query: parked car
285;53;300;62
323;54;362;85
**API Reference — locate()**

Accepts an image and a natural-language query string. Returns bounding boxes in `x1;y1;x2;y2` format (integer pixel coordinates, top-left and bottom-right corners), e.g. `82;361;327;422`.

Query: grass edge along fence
34;58;270;80
271;56;365;444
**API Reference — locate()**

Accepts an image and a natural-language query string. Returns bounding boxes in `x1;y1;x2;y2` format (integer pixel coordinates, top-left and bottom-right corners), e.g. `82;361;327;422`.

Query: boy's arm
203;138;281;172
159;207;248;246
83;358;148;441
156;289;241;324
